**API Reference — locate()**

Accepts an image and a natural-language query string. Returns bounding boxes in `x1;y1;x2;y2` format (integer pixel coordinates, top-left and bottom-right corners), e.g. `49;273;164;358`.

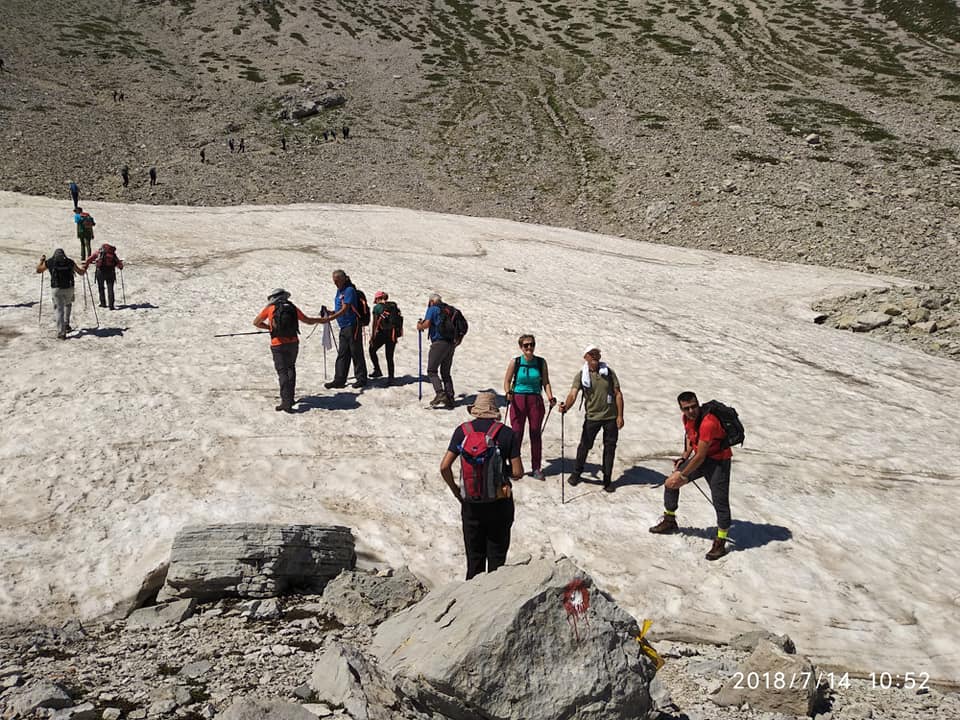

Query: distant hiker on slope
36;249;85;340
69;181;79;207
503;334;556;480
558;345;623;493
252;288;322;413
439;391;522;580
649;391;734;561
369;290;403;384
316;269;369;389
120;165;129;188
416;293;467;409
73;207;95;260
82;243;124;310
149;166;157;186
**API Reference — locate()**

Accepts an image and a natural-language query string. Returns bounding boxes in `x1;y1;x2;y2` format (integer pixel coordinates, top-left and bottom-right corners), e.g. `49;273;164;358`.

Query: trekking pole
541;402;553;434
85;273;100;327
561;410;566;505
38;271;44;325
691;479;716;509
212;330;269;338
120;267;126;304
418;327;423;401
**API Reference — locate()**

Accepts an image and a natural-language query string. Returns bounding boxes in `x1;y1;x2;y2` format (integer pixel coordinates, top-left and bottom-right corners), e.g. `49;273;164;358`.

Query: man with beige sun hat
439;391;523;580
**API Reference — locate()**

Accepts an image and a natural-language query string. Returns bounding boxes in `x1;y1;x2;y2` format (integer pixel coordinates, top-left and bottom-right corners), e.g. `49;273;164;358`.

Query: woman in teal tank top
502;334;556;480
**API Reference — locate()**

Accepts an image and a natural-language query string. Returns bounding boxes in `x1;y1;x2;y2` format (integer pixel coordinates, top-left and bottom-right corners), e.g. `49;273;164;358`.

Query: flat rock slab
160;524;356;601
126;598;196;629
218;698;318;720
371;556;656;720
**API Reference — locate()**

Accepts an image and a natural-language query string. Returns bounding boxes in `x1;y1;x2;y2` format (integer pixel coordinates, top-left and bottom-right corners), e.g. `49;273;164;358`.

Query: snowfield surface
1;192;957;682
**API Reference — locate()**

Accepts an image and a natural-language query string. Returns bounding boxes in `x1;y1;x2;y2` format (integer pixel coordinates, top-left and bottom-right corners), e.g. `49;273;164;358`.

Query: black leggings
369;331;396;377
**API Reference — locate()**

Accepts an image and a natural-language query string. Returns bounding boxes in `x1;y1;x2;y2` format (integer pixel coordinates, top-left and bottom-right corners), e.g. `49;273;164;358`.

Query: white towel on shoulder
581;361;609;389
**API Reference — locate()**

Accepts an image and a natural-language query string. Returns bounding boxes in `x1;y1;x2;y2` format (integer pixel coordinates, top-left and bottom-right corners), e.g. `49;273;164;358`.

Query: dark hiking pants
334;325;367;385
96;268;116;308
427;339;455;399
271;342;299;408
574;417;619;482
461;498;514;580
368;331;396;377
666;457;732;530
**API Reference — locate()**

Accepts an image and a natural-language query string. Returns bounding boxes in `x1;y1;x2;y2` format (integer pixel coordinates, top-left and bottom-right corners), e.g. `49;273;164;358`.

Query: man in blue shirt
416;293;456;408
317;269;369;389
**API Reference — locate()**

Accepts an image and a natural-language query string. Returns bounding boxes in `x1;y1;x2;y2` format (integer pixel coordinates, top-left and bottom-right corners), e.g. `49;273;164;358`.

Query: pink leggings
510;393;545;471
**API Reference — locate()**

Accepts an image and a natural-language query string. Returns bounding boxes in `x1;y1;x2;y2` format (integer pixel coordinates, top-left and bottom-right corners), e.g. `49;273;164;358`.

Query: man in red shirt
649;391;733;560
253;289;322;413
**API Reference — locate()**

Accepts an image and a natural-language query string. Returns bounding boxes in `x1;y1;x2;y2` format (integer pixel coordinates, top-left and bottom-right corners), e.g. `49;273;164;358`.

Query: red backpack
458;422;507;503
97;245;118;269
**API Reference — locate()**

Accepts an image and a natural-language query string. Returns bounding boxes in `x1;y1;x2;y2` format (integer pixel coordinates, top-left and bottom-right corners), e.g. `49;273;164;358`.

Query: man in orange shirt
649;391;733;560
253;288;322;413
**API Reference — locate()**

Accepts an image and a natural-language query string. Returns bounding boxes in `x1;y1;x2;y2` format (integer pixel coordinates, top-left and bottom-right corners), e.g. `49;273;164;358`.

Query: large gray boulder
218;698;318;720
309;642;403;720
159;524;355;601
370;556;656;720
321;567;427;626
713;639;822;715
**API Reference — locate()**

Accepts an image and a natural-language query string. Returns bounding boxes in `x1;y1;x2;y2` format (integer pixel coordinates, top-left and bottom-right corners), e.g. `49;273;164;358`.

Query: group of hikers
251;276;739;577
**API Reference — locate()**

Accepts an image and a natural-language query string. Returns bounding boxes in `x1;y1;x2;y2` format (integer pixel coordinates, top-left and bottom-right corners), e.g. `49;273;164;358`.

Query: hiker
502;334;556;480
228;138;235;153
0;58;5;72
149;166;157;186
369;291;402;383
82;243;124;310
112;90;117;102
74;207;95;259
200;148;206;163
416;293;463;409
342;125;350;139
120;165;129;188
322;130;328;142
36;250;85;339
69;181;79;207
649;392;733;560
558;345;624;493
252;288;322;413
118;91;124;102
439;391;523;580
238;138;245;153
317;269;368;389
280;136;286;151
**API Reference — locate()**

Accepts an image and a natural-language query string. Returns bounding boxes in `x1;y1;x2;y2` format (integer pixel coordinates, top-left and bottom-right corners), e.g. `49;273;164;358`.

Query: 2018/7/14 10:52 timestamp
870;672;930;690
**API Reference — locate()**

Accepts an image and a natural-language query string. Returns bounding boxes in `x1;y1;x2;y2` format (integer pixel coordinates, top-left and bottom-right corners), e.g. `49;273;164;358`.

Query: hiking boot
57;332;67;340
705;538;728;561
324;381;346;389
442;396;455;409
567;473;581;486
603;480;615;493
429;393;445;406
64;325;72;333
351;380;367;389
369;370;383;379
649;514;679;534
275;403;294;413
99;303;107;308
531;470;545;481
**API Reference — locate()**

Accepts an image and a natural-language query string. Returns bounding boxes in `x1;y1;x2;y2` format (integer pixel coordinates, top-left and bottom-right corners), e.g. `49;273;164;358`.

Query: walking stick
541;402;553;434
38;271;44;325
418;328;423;401
85;273;100;327
561;410;566;505
119;267;126;304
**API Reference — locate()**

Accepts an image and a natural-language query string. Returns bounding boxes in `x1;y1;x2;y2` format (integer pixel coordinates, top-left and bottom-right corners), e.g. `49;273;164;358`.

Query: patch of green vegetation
717;10;736;24
290;32;307;44
734;151;780;165
936;94;960;102
864;0;960;44
810;155;833;162
768;96;897;142
765;83;792;91
240;66;266;82
0;104;13;111
279;72;303;85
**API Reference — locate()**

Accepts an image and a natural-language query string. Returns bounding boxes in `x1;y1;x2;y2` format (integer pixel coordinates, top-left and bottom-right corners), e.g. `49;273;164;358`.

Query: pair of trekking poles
37;267;125;330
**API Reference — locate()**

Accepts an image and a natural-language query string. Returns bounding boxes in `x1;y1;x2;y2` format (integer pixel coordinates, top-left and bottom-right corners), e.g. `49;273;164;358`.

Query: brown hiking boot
705;538;727;561
648;514;678;534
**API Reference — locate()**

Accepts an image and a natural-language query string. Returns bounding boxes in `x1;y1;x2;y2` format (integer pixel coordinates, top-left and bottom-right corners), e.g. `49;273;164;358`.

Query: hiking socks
717;528;729;540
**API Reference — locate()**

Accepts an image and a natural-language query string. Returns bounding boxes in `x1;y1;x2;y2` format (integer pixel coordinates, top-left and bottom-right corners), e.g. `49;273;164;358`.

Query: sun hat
582;344;600;357
374;290;388;301
268;288;291;303
467;391;501;420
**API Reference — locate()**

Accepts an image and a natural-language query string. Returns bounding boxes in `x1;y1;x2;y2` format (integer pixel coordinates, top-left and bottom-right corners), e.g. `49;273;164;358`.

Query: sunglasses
521;342;535;348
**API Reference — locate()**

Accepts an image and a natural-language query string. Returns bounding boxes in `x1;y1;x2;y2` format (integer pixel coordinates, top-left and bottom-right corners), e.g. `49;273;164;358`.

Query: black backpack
699;400;745;448
438;303;468;344
348;284;371;326
511;356;543;390
48;256;75;288
271;300;299;338
378;301;403;338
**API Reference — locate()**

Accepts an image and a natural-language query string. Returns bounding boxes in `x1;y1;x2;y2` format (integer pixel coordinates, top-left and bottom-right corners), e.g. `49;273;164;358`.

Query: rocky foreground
2;523;957;720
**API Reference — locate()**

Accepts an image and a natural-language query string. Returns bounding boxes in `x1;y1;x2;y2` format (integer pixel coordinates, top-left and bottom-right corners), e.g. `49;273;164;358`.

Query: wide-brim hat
582;344;600;357
268;288;291;303
467;391;500;420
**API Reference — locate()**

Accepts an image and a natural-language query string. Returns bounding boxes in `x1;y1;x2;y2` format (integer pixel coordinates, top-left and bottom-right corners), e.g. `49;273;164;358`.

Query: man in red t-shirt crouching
649;391;733;560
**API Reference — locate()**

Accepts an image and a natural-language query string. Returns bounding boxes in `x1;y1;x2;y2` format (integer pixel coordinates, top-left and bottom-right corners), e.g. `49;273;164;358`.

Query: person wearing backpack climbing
558;345;624;493
316;269;369;389
36;249;85;339
502;334;556;481
252;288;323;413
73;207;95;260
368;290;402;383
649;392;734;561
439;391;523;580
82;243;124;310
416;293;466;409
69;181;79;208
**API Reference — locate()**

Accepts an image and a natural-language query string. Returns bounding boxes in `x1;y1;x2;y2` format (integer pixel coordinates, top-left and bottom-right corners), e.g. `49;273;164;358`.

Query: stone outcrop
320;567;427;627
371;556;656;720
125;598;196;629
713;639;822;716
159;524;356;602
